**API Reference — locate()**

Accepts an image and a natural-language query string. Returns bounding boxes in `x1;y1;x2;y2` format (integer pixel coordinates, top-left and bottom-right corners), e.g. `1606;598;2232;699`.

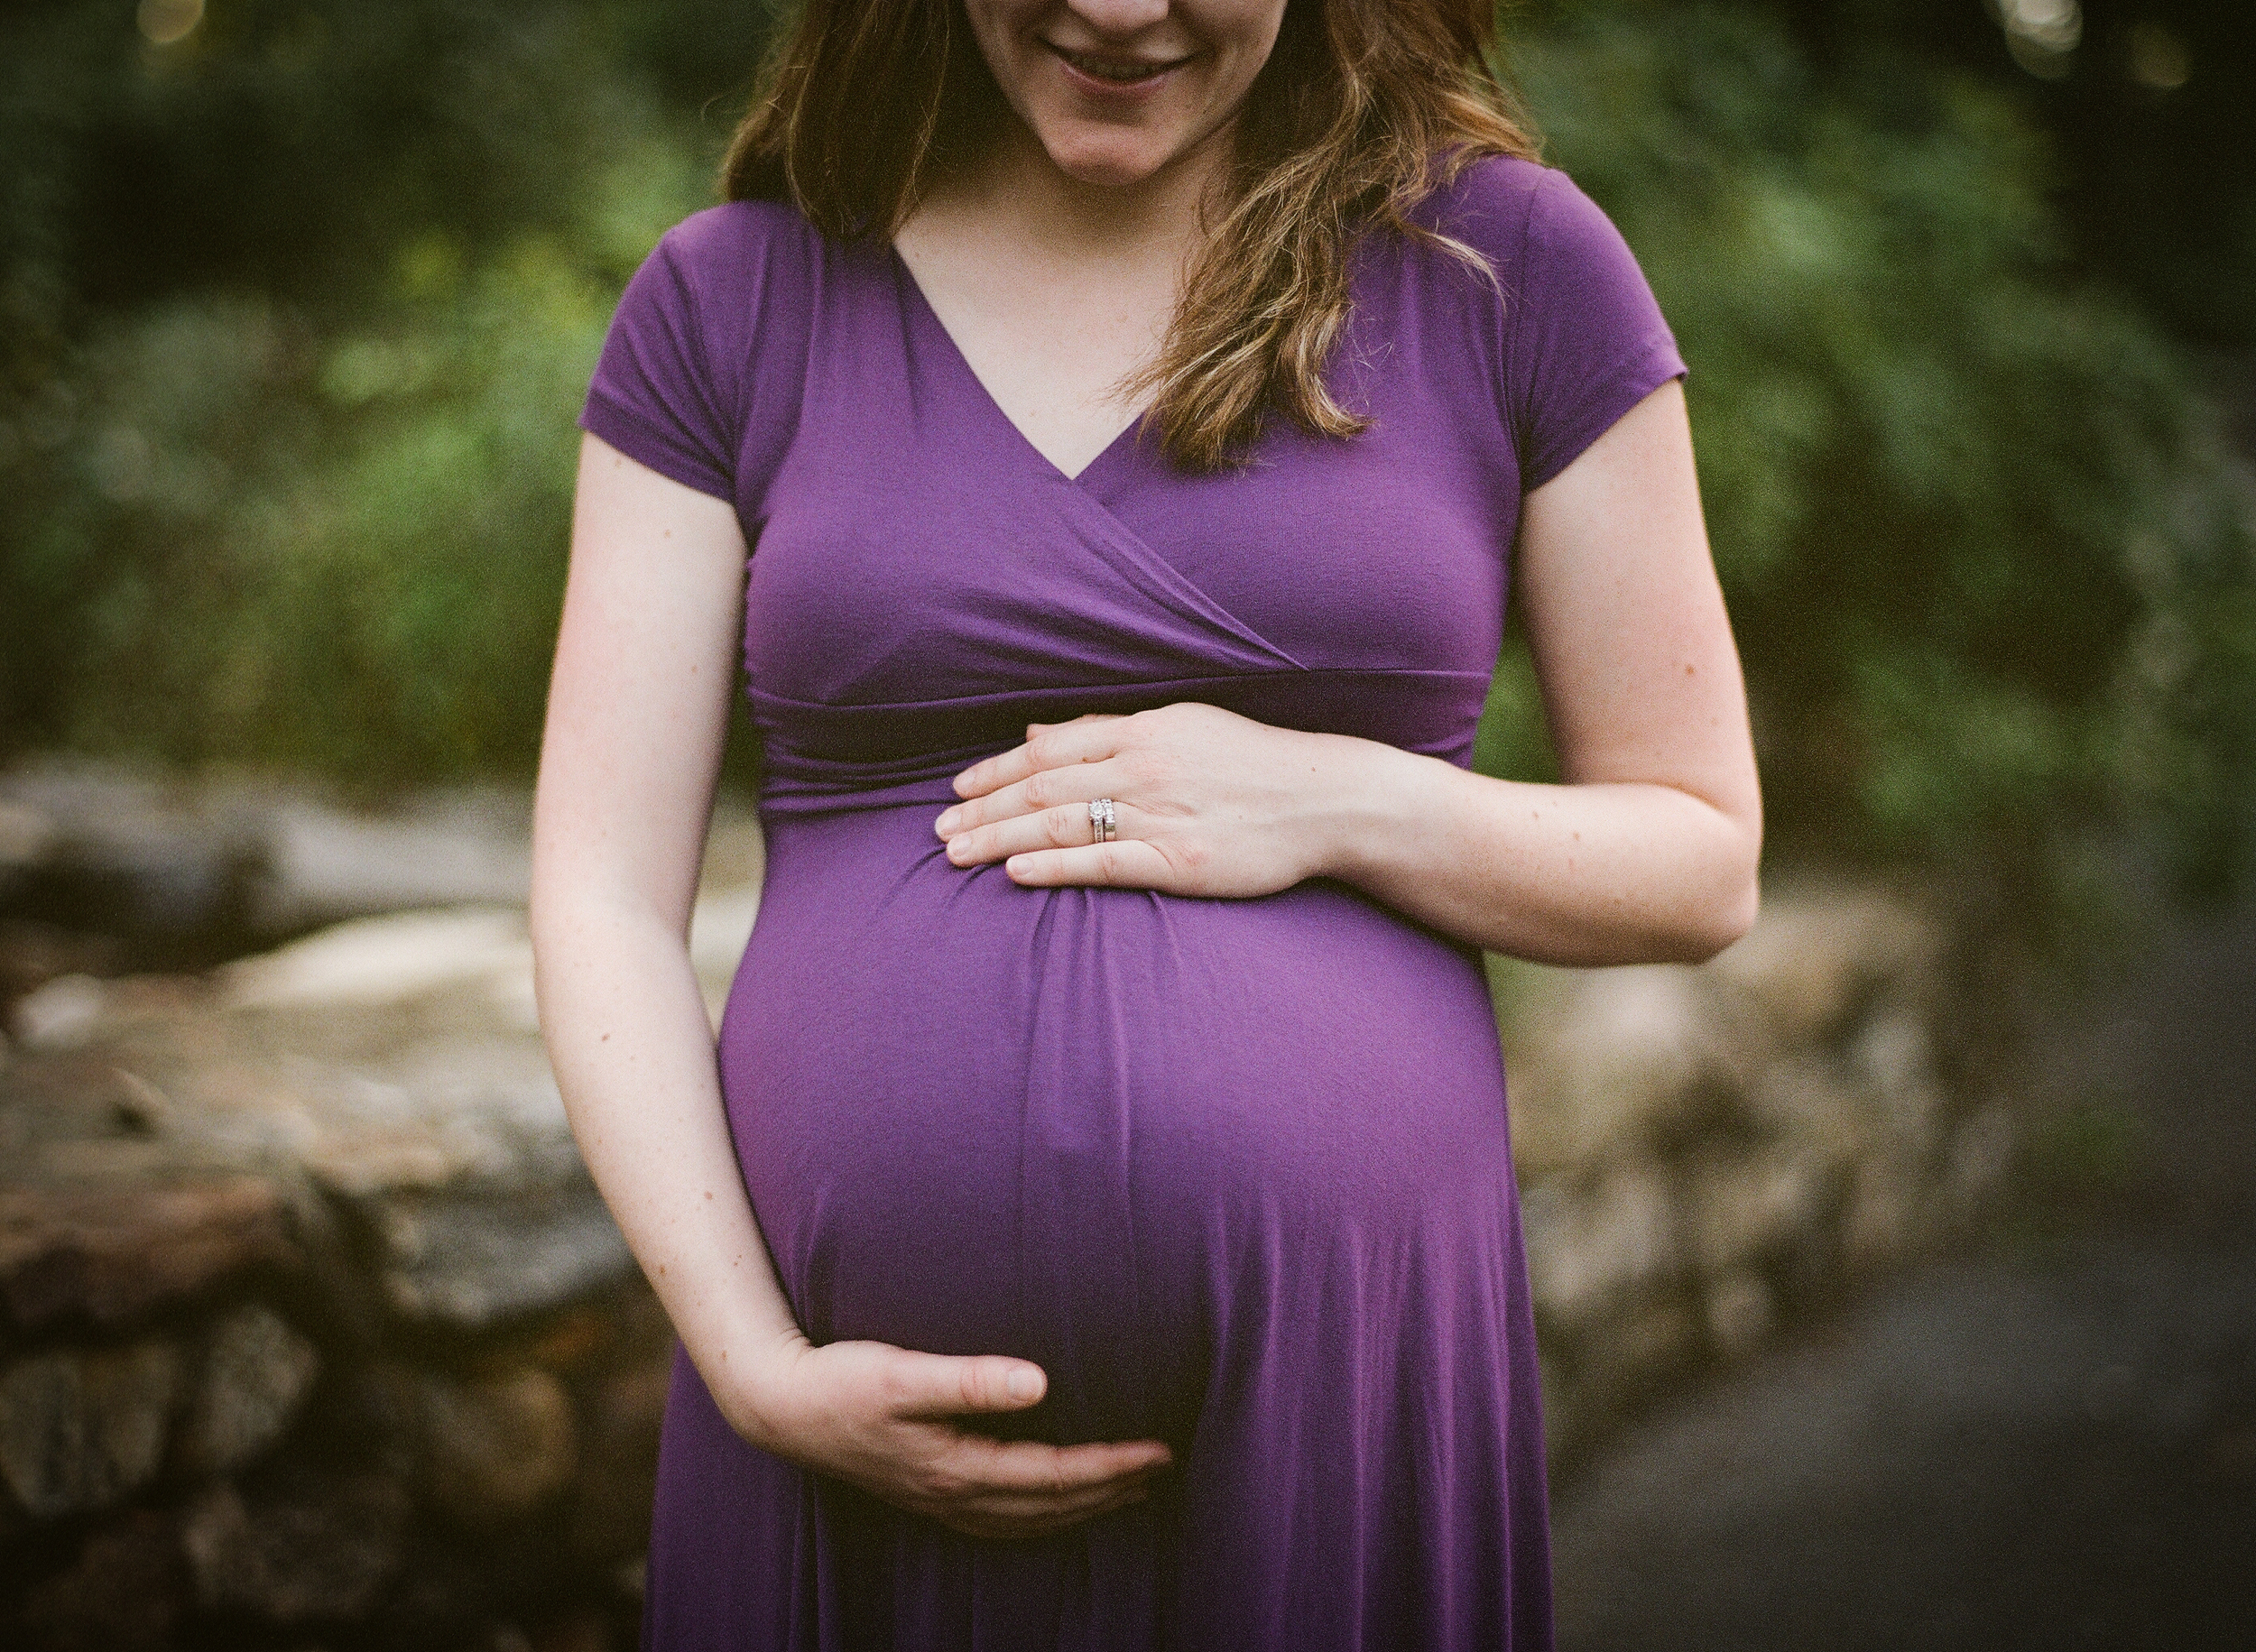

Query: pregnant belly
717;804;1518;1446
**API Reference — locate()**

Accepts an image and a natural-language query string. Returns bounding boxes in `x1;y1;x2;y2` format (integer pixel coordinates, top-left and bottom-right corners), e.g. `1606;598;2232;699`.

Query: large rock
0;761;539;953
1708;887;1940;1046
176;1302;320;1475
19;1508;190;1652
0;781;745;1640
181;1474;410;1623
1679;1142;1841;1276
1521;1163;1679;1329
570;1360;670;1561
282;1035;579;1201
410;1365;578;1527
0;764;263;965
1505;966;1750;1177
365;1185;636;1331
0;1340;180;1519
219;907;532;1015
252;791;532;932
0;1175;295;1331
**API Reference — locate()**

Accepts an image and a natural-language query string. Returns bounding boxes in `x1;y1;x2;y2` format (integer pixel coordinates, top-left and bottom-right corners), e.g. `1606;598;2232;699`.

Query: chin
1038;129;1179;189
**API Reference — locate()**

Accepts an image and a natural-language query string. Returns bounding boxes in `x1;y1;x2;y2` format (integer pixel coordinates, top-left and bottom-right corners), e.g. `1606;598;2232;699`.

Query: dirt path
1549;900;2256;1651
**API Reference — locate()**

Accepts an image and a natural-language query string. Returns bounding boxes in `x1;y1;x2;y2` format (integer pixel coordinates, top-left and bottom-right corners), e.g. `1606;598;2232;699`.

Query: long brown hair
725;2;1539;469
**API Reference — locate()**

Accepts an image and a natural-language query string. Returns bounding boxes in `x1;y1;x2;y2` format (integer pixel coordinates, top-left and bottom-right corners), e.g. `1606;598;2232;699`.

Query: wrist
1299;734;1426;884
704;1325;813;1454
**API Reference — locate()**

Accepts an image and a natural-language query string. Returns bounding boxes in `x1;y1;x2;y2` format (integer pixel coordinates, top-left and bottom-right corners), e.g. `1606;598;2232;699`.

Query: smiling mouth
1045;42;1192;85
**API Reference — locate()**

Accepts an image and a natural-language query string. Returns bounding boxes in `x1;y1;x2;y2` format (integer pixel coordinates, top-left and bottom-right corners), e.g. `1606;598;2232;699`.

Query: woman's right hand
725;1333;1174;1540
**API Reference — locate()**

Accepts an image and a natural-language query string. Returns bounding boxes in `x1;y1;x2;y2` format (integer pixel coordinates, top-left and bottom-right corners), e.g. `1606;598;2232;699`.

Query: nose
1063;0;1171;37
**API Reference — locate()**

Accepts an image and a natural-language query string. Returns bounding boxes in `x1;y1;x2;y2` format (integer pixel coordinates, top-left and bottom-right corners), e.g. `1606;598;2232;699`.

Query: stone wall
1;765;768;1651
1495;891;2014;1460
0;907;732;1650
1;764;2011;1648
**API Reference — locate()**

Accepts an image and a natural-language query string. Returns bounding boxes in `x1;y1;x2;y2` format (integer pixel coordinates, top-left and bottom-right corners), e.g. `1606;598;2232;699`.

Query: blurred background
1;1;2251;1648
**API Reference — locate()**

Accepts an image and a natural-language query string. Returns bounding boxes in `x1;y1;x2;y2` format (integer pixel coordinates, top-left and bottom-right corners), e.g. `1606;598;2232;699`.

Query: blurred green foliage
2;1;2251;940
1477;3;2255;940
0;0;757;785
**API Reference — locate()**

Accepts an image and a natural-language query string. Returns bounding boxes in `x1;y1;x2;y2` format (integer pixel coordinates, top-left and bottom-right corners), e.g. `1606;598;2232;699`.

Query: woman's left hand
934;705;1376;897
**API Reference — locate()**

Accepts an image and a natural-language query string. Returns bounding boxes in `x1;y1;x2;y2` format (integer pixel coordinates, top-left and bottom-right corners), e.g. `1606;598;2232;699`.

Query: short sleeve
1506;170;1686;492
579;231;738;502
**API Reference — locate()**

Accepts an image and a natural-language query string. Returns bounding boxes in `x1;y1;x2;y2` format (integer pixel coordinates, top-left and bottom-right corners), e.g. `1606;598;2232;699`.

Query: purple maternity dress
579;155;1684;1651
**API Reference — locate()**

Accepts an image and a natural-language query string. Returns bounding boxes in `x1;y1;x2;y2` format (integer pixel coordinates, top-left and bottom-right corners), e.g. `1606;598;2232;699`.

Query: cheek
1197;5;1289;105
1209;0;1289;53
959;4;1044;92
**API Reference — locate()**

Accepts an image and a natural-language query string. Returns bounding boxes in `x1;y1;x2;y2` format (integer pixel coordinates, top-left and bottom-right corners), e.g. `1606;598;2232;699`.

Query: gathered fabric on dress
579;154;1685;1652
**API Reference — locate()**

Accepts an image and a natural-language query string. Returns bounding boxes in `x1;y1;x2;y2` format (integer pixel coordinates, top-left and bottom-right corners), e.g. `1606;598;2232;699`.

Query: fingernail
1007;1368;1042;1402
935;808;959;835
1006;855;1031;876
947;836;970;863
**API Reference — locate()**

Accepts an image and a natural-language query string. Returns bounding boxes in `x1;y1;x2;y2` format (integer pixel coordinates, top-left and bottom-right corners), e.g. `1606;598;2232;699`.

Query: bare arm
532;436;1169;1537
532;436;781;1394
935;381;1762;964
1324;377;1761;961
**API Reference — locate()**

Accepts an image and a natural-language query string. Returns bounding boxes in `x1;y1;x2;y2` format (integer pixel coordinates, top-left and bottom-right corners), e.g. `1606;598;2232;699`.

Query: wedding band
1088;798;1117;844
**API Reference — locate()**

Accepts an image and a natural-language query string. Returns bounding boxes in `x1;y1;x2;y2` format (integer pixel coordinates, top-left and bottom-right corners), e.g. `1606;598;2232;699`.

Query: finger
938;1432;1174;1497
952;717;1126;801
933;1477;1155;1539
893;1434;1171;1537
1022;714;1122;738
928;1463;1158;1525
862;1457;1148;1539
1004;839;1175;890
938;755;1126;838
946;799;1129;866
884;1351;1048;1418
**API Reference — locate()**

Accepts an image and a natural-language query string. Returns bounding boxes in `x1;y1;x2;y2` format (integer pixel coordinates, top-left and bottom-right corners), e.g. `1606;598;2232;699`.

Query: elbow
1675;826;1762;963
1680;872;1760;964
525;858;620;975
1647;890;1756;967
1643;813;1761;964
527;857;691;966
525;863;573;964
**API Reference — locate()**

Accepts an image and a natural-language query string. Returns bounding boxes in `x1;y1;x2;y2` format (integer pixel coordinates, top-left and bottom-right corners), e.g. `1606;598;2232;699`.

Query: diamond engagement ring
1088;798;1117;844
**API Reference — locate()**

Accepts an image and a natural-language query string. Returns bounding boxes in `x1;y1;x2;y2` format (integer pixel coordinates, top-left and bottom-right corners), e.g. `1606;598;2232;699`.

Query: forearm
531;887;799;1438
1313;735;1761;965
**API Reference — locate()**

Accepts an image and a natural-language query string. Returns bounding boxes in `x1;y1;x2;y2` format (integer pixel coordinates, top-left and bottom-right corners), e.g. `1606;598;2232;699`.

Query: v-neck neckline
889;245;1150;493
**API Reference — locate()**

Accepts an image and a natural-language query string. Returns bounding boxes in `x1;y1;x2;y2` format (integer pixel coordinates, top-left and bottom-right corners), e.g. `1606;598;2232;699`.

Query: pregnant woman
531;1;1761;1647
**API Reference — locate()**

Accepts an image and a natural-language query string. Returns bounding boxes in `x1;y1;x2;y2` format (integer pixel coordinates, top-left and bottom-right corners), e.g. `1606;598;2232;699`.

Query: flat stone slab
0;1175;296;1333
1;860;760;1340
364;1184;635;1331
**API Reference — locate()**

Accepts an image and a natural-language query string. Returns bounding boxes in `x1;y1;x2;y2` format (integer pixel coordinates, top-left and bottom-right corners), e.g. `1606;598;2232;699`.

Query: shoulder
657;197;821;260
644;198;826;306
1410;152;1553;255
585;198;828;506
1411;153;1631;282
631;199;828;402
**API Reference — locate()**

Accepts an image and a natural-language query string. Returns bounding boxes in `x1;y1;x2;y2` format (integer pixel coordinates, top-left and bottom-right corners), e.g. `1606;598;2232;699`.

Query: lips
1044;41;1192;86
